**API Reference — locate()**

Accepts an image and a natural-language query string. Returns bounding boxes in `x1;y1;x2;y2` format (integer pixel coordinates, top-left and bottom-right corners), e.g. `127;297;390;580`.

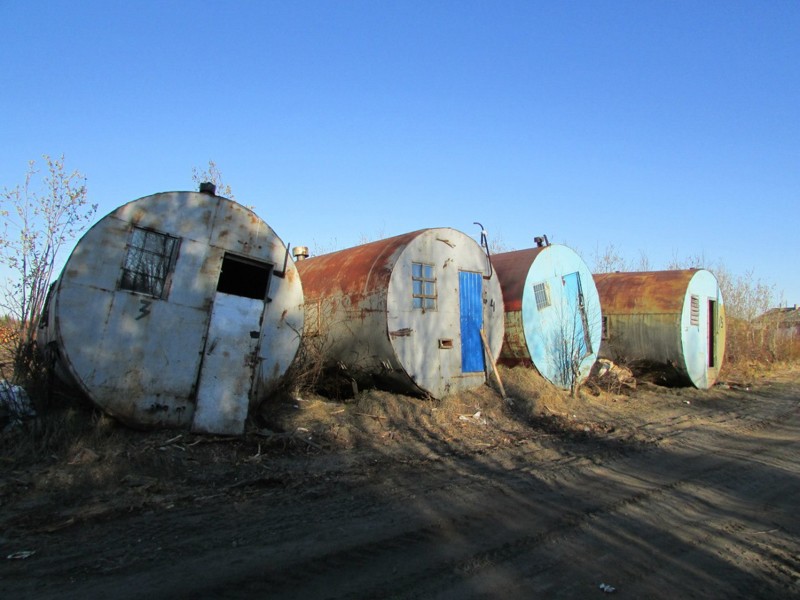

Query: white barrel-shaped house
294;228;505;398
39;186;304;434
593;269;726;389
492;242;602;389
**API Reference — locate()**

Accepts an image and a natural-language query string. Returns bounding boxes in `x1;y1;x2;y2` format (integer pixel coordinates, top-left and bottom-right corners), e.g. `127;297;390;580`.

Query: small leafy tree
0;155;97;381
191;159;235;199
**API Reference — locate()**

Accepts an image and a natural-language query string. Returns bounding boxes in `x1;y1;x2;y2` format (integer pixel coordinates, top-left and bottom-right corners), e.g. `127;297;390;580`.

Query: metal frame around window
119;226;180;299
412;262;437;310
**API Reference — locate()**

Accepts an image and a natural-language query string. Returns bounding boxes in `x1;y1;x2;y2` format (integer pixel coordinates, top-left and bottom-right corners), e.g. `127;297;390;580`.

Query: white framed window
412;262;437;310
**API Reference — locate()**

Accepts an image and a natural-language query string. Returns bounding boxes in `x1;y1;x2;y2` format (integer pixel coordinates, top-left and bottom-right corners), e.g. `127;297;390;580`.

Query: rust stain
594;270;698;315
390;327;414;337
491;247;546;313
296;230;422;305
130;209;146;225
497;310;528;364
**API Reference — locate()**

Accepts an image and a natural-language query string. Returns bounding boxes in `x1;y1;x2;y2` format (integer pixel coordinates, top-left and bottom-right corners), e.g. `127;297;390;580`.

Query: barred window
412;262;437;310
533;282;551;311
120;227;180;299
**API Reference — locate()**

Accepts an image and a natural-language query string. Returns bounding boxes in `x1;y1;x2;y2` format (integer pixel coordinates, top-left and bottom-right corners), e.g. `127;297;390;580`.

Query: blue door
562;271;591;357
459;271;485;373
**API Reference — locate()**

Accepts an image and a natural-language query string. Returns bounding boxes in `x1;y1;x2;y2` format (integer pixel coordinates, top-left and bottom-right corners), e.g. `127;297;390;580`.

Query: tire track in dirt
5;383;799;600
211;404;800;599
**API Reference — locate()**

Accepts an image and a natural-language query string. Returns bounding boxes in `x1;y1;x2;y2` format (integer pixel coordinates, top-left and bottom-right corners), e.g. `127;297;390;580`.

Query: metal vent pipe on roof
199;182;216;195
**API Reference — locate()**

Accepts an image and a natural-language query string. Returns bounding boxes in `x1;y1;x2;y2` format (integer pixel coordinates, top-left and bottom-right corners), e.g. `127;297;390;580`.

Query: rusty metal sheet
295;228;505;398
593;270;697;315
593;269;726;389
491;247;546;313
295;231;421;306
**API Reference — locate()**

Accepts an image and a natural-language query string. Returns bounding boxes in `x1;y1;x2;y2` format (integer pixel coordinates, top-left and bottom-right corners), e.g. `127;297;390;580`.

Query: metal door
708;299;717;367
192;292;264;435
459;271;485;373
562;271;591;358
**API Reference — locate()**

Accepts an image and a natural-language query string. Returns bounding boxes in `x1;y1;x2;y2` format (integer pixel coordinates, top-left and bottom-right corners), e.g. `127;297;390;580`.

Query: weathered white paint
192;292;264;435
297;228;505;398
40;190;304;432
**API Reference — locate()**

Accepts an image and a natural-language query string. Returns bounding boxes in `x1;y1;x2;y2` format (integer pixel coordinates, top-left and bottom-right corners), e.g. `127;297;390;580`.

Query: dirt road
2;372;799;599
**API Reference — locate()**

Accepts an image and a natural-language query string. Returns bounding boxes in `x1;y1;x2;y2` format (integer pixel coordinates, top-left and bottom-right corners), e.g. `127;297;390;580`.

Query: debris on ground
0;380;36;432
591;359;637;391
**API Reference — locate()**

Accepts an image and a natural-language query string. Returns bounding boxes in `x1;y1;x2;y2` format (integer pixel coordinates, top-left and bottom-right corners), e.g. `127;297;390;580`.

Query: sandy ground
1;366;799;599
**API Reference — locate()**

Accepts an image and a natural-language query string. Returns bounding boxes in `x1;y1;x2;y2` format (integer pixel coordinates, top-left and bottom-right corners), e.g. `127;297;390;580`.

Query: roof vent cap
199;182;216;195
292;246;309;261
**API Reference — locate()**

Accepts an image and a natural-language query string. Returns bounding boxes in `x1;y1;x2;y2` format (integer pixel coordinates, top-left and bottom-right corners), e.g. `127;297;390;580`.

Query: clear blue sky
2;1;798;306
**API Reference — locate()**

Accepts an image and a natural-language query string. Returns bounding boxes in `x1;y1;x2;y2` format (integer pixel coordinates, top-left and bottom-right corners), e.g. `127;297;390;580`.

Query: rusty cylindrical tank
295;228;505;398
492;244;602;389
593;269;726;388
38;189;304;432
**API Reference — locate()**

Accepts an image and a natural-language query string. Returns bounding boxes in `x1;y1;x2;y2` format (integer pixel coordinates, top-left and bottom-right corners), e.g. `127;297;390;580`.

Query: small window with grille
533;282;551;311
690;294;700;326
120;227;180;299
412;262;437;310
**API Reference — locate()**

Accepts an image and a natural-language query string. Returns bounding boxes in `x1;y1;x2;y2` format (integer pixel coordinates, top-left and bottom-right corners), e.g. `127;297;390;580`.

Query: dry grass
254;365;625;460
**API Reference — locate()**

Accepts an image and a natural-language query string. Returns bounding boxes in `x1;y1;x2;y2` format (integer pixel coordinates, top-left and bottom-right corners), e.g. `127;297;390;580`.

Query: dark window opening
708;299;716;367
216;254;272;300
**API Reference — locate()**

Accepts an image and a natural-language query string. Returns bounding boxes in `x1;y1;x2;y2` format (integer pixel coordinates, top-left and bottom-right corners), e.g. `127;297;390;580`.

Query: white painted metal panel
681;270;726;388
523;245;602;389
387;229;505;397
42;191;304;430
192;292;264;435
